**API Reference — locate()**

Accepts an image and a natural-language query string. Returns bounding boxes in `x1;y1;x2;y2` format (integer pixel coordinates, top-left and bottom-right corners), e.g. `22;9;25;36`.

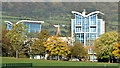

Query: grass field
1;57;119;66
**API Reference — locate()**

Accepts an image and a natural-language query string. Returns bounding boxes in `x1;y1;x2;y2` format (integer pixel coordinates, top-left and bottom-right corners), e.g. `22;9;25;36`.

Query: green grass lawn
1;57;119;66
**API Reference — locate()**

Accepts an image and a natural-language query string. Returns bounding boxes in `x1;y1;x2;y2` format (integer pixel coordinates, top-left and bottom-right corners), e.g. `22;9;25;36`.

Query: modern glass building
71;9;105;61
5;20;44;34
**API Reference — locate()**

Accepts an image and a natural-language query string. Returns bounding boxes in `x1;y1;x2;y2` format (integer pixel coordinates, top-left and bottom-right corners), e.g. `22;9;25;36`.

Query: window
89;49;92;54
90;33;96;40
76;15;82;25
90;28;96;32
76;27;81;32
98;20;101;37
8;23;12;30
90;15;96;25
81;33;84;43
82;17;85;32
24;23;41;33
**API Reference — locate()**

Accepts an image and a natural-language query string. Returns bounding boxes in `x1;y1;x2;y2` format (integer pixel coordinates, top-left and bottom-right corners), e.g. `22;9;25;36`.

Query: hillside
2;2;118;35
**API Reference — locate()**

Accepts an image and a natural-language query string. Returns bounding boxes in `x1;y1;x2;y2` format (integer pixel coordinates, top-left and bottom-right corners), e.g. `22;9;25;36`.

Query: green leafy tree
94;31;118;63
6;23;28;58
70;42;88;58
2;29;12;57
24;32;34;58
118;34;120;42
37;30;50;42
31;39;45;57
36;30;50;58
25;30;50;59
19;32;33;58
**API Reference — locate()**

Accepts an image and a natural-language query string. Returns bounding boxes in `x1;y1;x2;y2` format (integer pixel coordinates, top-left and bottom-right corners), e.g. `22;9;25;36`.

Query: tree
36;30;50;58
43;36;71;61
94;31;118;63
6;23;28;58
70;42;88;58
19;32;34;58
23;32;34;58
2;29;12;57
20;30;50;58
112;42;120;58
31;39;45;57
37;30;50;42
117;34;120;42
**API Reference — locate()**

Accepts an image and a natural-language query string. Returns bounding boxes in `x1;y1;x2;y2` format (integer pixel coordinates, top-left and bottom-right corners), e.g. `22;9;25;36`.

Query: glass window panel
98;20;101;37
90;28;96;32
90;33;96;40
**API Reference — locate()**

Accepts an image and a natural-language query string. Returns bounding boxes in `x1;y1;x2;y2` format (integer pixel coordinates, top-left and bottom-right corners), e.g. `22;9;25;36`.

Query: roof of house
5;20;44;24
72;9;104;17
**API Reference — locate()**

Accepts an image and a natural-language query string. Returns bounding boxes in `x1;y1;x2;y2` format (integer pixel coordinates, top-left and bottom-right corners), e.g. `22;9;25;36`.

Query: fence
1;63;32;68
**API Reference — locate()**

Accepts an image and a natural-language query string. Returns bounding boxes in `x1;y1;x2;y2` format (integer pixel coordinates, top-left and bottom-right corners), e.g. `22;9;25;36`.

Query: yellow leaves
112;43;120;58
56;51;58;53
57;47;60;50
68;51;71;54
60;50;64;53
51;52;54;55
58;53;62;55
46;47;50;50
55;48;57;51
112;51;115;55
116;43;119;47
43;36;71;56
50;42;53;44
65;53;67;55
61;47;65;49
43;42;46;44
113;43;120;50
65;48;68;50
54;47;60;51
44;44;47;47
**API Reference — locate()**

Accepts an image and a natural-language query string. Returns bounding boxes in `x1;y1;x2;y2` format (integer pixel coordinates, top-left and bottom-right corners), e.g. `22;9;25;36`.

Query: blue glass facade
72;11;105;46
98;20;101;37
7;21;42;34
24;22;41;33
7;23;12;30
73;14;98;46
72;10;105;60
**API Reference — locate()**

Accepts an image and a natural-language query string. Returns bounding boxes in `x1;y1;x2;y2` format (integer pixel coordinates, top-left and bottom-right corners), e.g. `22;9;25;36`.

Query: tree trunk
56;56;57;60
30;55;32;59
58;55;59;61
16;50;18;58
92;54;94;62
71;55;72;61
108;57;110;63
50;56;52;60
43;55;45;60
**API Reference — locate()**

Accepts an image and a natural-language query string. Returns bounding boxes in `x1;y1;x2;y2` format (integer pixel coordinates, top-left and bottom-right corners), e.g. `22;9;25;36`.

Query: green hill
2;2;118;35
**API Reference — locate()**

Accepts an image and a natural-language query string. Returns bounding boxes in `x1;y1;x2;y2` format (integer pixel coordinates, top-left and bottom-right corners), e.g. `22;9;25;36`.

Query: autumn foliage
112;42;120;58
43;36;71;56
